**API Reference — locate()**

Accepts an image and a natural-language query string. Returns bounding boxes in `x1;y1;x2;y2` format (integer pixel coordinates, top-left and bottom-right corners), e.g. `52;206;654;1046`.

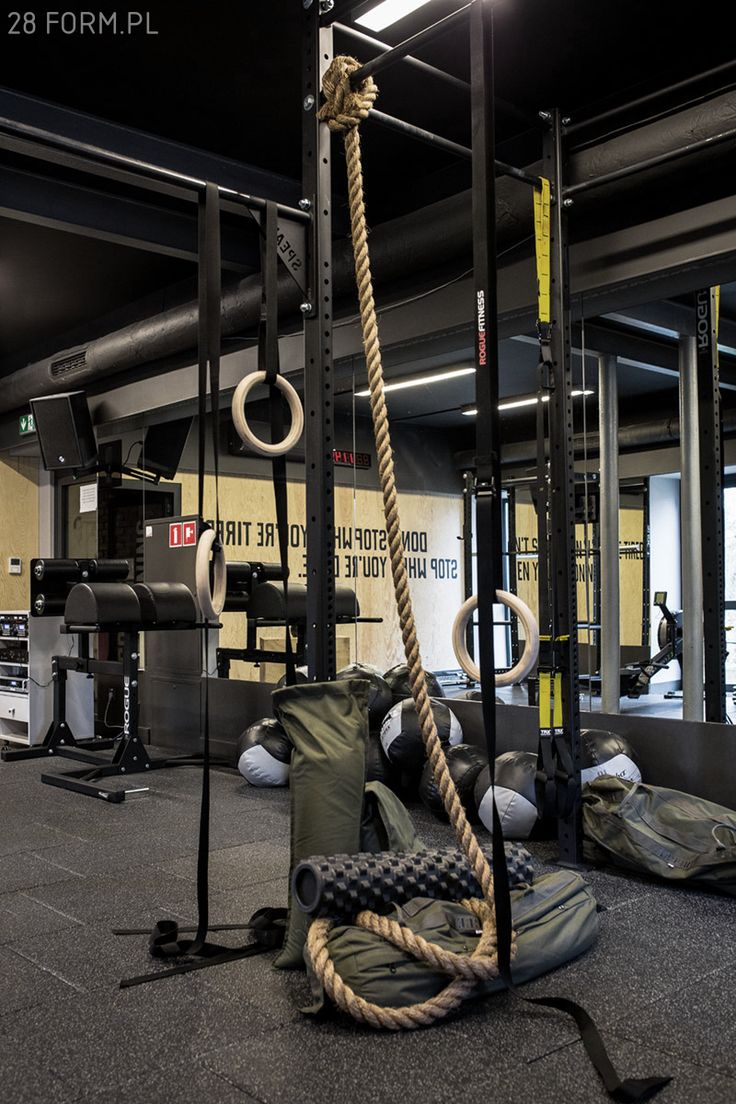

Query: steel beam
0;164;257;271
303;10;337;681
694;287;726;723
599;354;620;715
679;335;705;721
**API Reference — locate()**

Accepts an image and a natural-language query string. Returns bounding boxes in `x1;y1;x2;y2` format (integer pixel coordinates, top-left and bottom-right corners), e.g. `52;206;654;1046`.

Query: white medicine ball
581;729;641;787
474;751;539;840
236;718;292;787
379;697;462;772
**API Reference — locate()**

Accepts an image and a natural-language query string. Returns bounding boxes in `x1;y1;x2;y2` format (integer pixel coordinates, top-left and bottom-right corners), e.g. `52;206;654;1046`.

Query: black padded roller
32;558;80;582
64;582;142;626
131;582;197;625
248;581;359;621
86;559;130;581
292;843;534;918
33;594;67;617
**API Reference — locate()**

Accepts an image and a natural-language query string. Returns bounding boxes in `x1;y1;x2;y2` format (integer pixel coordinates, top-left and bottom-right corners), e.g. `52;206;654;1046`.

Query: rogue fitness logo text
695;288;711;352
7;11;158;34
122;676;131;740
477;290;487;366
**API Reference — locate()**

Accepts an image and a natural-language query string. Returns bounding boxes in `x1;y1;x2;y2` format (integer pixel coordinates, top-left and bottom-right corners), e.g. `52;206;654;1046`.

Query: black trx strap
260;200;296;685
117;186;283;986
532;177;576;823
471;172;668;1100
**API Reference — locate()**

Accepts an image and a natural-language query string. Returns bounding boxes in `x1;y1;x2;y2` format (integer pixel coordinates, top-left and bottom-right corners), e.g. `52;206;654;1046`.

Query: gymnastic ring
231;371;304;457
451;590;540;687
195;528;227;622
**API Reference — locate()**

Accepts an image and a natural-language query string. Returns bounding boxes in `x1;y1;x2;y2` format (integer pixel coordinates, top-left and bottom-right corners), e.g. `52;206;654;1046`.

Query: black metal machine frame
305;0;584;862
1;623;205;803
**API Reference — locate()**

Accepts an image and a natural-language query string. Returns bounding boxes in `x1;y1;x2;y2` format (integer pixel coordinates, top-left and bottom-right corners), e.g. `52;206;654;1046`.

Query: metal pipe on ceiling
348;3;475;88
2;89;736;415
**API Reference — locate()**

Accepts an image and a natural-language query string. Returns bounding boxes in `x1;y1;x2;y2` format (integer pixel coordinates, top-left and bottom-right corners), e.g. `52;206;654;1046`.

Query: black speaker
141;416;193;480
31;392;97;471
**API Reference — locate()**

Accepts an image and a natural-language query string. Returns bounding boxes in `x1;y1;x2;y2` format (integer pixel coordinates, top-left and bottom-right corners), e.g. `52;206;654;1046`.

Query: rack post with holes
302;2;337;682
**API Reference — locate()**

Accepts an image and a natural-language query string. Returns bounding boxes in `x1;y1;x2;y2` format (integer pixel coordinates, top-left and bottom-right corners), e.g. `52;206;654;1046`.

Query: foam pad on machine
64;582;142;626
131;582;197;626
293;842;535;918
248;582;358;621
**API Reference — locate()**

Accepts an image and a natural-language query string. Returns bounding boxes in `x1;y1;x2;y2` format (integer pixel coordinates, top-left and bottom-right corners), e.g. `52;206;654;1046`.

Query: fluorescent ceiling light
355;0;434;32
462;389;594;416
355;366;475;397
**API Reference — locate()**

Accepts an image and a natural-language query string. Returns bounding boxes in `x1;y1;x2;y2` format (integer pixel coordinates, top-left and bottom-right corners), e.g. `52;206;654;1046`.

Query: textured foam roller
292;843;534;918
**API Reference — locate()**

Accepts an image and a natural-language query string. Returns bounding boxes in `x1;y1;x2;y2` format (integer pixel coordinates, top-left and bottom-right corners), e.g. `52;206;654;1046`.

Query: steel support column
695;287;726;722
679;335;704;720
303;8;336;681
470;0;502;721
598;354;620;714
544;110;583;864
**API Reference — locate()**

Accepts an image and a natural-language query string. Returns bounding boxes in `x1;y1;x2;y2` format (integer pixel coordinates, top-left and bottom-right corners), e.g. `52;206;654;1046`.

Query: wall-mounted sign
333;449;371;469
19;413;36;436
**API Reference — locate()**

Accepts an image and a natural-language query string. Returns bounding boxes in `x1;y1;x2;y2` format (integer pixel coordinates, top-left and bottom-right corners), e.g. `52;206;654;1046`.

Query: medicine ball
380;698;462;773
474;751;539;839
236;718;292;787
383;664;445;705
419;743;487;822
365;731;399;790
335;662;392;729
581;729;641;786
275;665;309;689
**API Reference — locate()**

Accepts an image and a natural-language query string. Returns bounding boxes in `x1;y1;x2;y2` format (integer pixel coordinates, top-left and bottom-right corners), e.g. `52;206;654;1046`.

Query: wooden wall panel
178;473;464;679
0;457;39;611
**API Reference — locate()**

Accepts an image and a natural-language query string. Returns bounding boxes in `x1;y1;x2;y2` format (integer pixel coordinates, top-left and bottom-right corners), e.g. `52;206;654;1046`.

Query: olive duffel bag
583;776;736;895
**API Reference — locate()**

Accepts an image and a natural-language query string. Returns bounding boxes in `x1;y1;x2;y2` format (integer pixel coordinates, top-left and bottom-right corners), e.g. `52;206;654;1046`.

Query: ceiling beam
0;164;257;271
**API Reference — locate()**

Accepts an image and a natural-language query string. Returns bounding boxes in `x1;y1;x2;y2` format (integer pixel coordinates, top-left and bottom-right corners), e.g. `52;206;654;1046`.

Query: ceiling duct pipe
2;90;736;415
498;405;736;467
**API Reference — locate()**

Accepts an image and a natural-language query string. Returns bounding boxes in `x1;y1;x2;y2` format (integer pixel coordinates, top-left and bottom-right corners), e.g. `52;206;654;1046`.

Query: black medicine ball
383;664;445;705
336;662;393;729
419;743;488;822
474;751;539;839
581;729;641;786
380;697;462;773
365;731;399;791
275;665;309;689
236;718;292;787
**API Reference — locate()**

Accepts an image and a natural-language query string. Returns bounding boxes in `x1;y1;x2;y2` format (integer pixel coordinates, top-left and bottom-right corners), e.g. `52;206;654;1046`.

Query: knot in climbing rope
318;55;378;132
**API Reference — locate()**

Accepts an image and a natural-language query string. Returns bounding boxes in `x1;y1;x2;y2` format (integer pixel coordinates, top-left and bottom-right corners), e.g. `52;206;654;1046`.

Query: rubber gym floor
1;752;734;1104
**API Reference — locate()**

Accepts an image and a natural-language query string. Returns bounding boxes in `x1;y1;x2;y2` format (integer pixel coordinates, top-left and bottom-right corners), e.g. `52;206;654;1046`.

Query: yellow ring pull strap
533;177;552;327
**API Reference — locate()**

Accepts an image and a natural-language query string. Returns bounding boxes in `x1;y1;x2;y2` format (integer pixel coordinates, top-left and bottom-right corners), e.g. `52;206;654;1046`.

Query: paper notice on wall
79;483;98;514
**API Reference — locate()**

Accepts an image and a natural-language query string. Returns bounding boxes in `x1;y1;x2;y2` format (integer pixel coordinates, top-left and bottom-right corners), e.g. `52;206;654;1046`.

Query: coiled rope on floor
306;55;516;1030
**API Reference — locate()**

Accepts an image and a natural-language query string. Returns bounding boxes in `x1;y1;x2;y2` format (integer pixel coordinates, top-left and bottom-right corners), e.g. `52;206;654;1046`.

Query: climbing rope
307;55;516;1029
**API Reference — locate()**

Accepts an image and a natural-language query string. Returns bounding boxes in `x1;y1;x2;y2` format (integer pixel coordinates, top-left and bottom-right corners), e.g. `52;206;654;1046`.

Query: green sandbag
361;780;423;853
583;775;736;895
305;869;598;1011
273;679;369;968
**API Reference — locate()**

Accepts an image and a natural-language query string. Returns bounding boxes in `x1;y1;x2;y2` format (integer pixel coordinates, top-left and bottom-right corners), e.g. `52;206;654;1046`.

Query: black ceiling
0;0;735;426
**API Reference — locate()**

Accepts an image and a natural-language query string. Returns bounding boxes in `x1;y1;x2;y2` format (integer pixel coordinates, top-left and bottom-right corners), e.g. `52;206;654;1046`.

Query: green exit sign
19;413;36;436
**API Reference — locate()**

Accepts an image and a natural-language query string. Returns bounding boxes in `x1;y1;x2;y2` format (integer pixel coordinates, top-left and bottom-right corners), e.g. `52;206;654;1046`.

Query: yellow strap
534;178;551;325
553;672;563;728
538;670;552;728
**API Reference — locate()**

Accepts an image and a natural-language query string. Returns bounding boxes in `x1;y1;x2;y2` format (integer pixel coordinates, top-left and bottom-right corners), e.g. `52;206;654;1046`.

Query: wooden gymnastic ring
451;590;540;687
231;371;304;457
195;529;227;622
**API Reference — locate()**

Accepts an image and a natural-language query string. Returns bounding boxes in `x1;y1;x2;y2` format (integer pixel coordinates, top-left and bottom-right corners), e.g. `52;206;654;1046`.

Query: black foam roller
292;843;534;918
32;558;80;582
87;559;130;582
